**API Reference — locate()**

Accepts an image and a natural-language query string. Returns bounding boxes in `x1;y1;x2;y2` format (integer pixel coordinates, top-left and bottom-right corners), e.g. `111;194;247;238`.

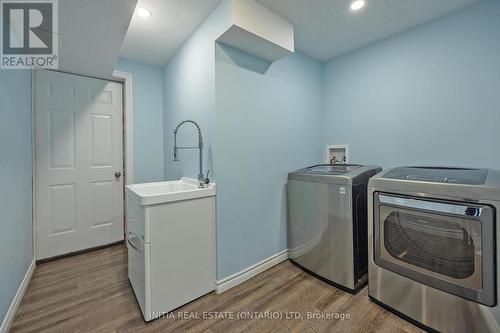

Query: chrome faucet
173;120;209;188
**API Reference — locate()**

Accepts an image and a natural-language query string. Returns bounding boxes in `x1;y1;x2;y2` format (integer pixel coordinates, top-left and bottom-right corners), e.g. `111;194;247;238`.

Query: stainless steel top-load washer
368;166;500;333
288;164;382;292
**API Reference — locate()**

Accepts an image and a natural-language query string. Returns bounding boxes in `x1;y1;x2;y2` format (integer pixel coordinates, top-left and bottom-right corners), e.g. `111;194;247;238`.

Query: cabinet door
127;231;148;319
148;197;215;314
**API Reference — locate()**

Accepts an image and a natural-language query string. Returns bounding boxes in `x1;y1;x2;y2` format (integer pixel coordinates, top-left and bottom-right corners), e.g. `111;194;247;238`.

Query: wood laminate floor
10;244;423;333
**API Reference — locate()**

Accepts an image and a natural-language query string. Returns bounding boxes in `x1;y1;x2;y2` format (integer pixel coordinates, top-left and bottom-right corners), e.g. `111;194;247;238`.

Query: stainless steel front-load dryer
287;164;382;292
368;166;500;332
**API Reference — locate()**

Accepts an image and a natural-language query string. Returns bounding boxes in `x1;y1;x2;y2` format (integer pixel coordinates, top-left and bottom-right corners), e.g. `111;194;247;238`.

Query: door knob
114;172;122;178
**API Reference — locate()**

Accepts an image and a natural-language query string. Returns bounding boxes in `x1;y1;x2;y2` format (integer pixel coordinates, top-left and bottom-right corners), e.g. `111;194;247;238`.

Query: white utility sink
126;177;216;206
126;177;216;321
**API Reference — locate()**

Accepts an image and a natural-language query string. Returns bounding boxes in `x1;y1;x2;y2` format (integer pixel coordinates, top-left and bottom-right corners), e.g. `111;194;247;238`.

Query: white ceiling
58;0;137;78
256;0;480;61
120;0;480;66
120;0;222;66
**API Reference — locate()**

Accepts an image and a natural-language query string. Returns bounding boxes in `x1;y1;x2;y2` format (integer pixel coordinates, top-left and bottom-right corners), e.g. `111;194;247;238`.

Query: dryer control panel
383;166;488;185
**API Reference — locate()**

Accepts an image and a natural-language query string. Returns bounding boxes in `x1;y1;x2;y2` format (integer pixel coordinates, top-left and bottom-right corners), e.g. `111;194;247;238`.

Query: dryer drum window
373;193;496;306
384;210;477;279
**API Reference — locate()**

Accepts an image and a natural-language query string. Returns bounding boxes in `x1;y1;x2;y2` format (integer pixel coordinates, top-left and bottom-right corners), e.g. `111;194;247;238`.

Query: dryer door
373;193;496;306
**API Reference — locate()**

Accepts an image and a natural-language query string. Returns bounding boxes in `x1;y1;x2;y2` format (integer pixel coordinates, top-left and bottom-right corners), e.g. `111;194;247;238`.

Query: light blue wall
215;45;323;278
0;70;33;323
323;0;500;170
116;58;164;183
163;0;500;281
162;0;323;280
163;1;232;181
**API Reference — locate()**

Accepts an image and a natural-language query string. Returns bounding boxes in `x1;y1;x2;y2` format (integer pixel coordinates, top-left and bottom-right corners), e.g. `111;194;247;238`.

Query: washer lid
303;164;361;175
289;164;382;186
382;166;488;185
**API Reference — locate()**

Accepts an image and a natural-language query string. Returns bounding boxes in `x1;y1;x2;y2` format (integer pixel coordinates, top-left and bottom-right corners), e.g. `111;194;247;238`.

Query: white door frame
31;69;134;260
112;70;134;186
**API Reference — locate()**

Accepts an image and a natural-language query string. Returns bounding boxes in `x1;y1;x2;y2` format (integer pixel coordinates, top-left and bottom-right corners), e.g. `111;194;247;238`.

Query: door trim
32;69;134;260
112;70;134;186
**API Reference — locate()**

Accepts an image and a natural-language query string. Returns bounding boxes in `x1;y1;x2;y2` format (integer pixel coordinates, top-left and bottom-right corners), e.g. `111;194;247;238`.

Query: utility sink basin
126;177;216;321
126;177;216;206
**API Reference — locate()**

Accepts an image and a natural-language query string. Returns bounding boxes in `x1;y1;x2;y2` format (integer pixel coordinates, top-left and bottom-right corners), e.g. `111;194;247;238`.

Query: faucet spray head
173;146;179;161
173;128;179;161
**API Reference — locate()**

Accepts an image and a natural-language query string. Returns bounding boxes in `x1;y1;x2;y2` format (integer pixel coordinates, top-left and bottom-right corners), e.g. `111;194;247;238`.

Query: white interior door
34;70;124;260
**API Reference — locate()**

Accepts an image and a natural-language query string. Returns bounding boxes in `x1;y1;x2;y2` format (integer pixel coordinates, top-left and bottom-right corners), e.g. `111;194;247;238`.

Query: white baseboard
0;259;35;333
216;249;288;294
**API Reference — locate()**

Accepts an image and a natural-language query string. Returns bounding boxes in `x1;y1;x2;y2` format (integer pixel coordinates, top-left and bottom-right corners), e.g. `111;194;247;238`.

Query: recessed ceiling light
350;0;365;11
136;7;152;18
